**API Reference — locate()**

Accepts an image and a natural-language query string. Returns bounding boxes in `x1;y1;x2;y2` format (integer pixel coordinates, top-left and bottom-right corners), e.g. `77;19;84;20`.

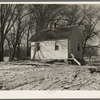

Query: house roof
30;25;83;42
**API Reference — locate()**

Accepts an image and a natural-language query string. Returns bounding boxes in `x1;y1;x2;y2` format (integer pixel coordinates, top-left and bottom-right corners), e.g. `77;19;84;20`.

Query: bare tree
82;5;100;58
0;4;18;61
29;4;62;31
25;10;35;57
56;5;85;27
6;5;29;61
26;19;34;57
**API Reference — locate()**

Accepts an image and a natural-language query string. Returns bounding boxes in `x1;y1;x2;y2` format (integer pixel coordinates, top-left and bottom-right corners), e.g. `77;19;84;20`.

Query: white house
30;25;83;64
86;34;100;56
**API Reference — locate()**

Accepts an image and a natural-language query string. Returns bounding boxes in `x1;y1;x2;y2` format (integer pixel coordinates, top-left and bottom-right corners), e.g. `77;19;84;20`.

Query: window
55;42;59;50
78;42;80;51
55;45;59;50
37;43;40;51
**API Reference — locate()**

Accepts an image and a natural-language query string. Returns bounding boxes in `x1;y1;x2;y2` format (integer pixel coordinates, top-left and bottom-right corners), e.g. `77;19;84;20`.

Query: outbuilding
30;25;83;64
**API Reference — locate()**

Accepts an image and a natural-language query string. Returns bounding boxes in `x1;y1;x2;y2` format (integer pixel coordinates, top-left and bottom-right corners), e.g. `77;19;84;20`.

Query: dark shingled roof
30;25;82;42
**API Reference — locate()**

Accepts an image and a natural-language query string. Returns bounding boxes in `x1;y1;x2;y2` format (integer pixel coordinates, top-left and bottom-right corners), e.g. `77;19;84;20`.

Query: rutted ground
0;60;100;90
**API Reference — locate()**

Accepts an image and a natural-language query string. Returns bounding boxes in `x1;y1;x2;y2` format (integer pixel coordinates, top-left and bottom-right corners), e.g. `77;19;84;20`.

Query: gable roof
30;25;83;42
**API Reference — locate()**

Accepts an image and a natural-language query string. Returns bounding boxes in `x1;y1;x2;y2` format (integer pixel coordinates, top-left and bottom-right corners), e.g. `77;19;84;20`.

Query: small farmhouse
30;25;83;64
86;34;100;56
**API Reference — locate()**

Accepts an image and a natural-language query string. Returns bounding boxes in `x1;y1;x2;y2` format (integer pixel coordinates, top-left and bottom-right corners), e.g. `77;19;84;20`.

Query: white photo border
0;1;100;99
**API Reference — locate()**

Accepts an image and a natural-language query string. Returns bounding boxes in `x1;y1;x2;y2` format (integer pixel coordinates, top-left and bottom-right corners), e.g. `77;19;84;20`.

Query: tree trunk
0;5;4;61
9;48;12;61
0;41;4;61
26;31;30;57
8;45;12;61
5;37;12;61
82;41;87;61
27;40;29;57
0;32;4;61
17;43;20;60
32;42;37;60
10;45;17;61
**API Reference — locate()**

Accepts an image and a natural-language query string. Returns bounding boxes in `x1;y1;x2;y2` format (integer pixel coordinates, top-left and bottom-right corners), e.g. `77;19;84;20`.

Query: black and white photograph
1;2;100;94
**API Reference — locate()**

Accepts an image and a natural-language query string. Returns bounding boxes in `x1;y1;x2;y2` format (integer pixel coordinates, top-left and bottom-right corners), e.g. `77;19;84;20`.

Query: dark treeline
0;4;100;61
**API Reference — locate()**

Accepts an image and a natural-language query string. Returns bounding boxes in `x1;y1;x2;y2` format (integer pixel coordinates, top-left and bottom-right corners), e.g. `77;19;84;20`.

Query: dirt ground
0;60;100;90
